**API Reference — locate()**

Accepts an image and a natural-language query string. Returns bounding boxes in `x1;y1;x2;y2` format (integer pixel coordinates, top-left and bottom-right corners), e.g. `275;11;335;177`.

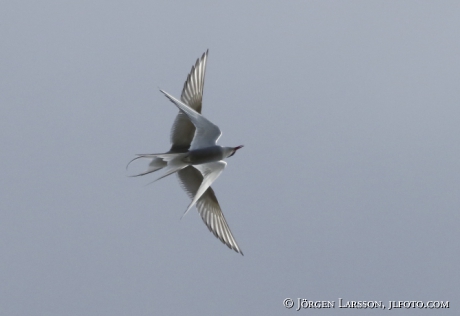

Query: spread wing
169;50;208;153
160;90;221;150
176;166;243;255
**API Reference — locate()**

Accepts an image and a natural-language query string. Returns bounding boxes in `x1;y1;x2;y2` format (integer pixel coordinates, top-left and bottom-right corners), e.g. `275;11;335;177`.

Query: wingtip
233;244;244;256
180;204;194;220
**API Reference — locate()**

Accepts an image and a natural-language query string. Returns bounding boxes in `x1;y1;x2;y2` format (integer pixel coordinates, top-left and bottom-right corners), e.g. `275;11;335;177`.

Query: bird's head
227;145;244;158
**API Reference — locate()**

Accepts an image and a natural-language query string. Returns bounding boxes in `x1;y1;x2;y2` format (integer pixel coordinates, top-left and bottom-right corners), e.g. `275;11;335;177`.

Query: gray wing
169;50;208;153
160;90;222;150
177;166;243;255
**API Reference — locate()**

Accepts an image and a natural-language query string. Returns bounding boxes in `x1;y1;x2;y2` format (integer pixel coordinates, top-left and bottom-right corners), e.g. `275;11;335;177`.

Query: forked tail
127;152;188;181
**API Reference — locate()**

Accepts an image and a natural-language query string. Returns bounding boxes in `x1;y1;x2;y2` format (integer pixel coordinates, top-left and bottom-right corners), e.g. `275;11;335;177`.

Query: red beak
234;145;244;151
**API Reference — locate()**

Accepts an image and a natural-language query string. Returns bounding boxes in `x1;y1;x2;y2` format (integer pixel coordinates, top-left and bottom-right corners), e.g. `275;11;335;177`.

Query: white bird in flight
128;50;244;255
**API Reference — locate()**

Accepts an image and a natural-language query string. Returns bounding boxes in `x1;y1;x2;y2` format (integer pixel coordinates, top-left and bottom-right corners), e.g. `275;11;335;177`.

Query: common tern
128;50;244;255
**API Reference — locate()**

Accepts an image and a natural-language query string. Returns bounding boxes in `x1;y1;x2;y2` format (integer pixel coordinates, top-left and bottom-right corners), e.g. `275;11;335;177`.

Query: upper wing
181;50;207;110
177;166;243;255
160;90;222;150
169;50;208;153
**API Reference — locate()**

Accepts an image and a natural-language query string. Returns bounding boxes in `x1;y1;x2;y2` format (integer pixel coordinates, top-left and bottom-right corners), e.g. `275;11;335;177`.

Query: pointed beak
228;145;244;158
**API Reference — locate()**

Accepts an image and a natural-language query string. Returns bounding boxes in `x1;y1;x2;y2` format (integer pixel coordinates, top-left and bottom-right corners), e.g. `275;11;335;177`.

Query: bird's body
183;146;232;165
128;50;244;255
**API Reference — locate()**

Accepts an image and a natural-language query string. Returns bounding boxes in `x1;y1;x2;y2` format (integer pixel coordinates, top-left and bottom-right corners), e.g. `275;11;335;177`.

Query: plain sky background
1;1;459;315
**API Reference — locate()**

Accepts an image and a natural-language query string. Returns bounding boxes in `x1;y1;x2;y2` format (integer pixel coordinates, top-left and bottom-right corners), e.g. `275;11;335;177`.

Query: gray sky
1;1;459;315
